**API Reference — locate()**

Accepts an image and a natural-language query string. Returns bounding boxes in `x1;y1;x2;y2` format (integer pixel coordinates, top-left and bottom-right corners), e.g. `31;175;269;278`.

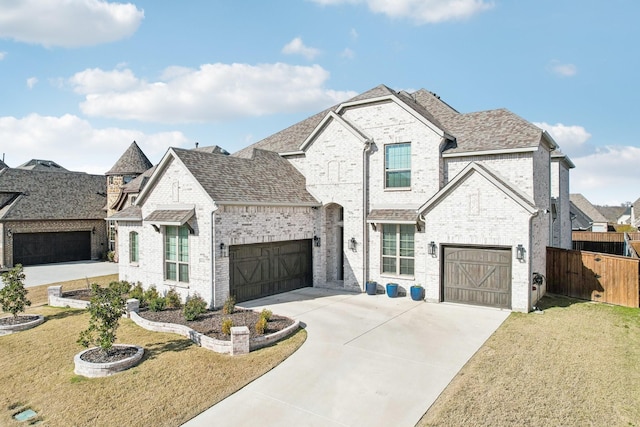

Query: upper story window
129;231;139;263
165;225;189;283
385;143;411;188
382;224;415;276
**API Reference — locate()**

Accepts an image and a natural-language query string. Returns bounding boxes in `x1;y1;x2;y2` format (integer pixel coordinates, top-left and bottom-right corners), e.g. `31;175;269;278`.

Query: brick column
48;286;62;306
230;326;250;355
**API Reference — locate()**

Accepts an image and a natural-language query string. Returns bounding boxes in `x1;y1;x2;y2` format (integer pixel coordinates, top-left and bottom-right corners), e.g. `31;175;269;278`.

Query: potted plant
365;281;378;295
386;283;399;298
410;284;424;301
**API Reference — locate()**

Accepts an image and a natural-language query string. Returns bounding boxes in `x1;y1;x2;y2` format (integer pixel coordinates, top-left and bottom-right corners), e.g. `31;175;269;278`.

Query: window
129;231;139;263
382;224;415;276
108;221;116;251
165;225;189;283
385;143;411;188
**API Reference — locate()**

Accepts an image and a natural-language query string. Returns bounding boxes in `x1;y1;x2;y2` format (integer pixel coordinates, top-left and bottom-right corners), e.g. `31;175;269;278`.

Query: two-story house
112;84;572;312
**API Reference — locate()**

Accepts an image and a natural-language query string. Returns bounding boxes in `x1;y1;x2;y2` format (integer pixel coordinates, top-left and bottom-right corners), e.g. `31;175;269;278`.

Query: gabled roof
418;162;537;216
141;148;319;206
570;194;608;223
106;141;153;176
16;159;68;172
0;168;106;220
193;145;230;155
595;204;627;223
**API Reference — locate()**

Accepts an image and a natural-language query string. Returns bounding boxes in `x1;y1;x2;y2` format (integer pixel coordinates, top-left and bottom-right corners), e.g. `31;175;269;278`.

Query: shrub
77;280;131;352
222;295;236;315
143;286;160;303
129;282;145;306
221;318;233;336
183;293;207;321
260;309;272;322
0;264;31;318
106;251;116;262
165;288;182;308
255;316;267;335
148;297;166;312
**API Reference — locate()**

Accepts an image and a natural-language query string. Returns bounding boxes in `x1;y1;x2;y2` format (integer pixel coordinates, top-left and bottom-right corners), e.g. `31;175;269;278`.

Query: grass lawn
0;279;306;426
418;294;640;426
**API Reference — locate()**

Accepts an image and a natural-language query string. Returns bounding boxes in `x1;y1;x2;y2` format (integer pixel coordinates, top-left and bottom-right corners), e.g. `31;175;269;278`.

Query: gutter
362;139;373;289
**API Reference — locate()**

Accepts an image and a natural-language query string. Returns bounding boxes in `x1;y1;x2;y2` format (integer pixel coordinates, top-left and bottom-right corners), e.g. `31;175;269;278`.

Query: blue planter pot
386;283;398;298
410;286;424;301
365;281;378;295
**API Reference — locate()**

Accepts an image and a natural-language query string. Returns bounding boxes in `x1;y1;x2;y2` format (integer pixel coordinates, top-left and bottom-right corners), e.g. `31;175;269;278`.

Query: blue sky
0;0;638;205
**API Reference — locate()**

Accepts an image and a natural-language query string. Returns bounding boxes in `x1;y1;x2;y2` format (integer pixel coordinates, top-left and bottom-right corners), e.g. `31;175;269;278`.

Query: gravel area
138;307;294;340
0;315;40;326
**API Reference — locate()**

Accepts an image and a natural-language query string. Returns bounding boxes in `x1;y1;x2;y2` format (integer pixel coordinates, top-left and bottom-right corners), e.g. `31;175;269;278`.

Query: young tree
78;281;131;352
0;264;31;318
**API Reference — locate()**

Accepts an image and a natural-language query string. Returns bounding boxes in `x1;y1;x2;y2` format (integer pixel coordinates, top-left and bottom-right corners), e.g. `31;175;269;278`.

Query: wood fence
572;232;640;256
546;247;640;308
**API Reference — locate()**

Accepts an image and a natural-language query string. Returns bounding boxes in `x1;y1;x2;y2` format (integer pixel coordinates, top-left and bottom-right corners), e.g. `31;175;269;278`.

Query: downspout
211;207;218;309
362;139;373;290
528;209;541;312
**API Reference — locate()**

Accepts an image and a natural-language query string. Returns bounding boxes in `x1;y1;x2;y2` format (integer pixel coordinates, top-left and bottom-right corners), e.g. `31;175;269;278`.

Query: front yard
418;294;640;426
0;279;306;426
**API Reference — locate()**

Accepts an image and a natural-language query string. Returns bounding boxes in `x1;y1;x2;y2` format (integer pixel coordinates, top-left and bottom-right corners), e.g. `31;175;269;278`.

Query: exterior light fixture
220;242;228;257
6;229;12;237
92;226;96;234
516;244;526;261
313;235;321;247
428;241;437;257
348;237;357;251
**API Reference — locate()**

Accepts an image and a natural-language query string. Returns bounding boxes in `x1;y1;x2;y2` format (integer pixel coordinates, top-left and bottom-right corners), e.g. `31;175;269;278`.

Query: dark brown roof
106;141;153;176
0;168;106;220
172;148;318;205
144;209;194;225
367;209;418;223
16;159;68;172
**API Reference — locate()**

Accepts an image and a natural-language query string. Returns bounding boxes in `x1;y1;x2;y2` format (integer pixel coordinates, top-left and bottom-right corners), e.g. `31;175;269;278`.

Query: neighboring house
570;193;609;232
551;150;575;249
113;84;572;312
595;199;640;229
0;162;107;267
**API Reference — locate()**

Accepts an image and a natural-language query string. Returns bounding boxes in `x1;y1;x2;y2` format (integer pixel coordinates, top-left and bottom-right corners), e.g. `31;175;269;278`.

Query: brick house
0;160;108;267
113;84;572;312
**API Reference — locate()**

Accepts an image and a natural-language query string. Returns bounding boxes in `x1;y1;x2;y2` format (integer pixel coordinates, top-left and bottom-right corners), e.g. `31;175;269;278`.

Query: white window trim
384;142;412;190
381;224;415;277
164;225;190;284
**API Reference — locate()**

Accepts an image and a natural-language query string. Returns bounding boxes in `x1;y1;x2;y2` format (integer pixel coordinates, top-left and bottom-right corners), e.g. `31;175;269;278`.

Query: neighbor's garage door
13;231;91;266
442;246;512;309
230;239;312;303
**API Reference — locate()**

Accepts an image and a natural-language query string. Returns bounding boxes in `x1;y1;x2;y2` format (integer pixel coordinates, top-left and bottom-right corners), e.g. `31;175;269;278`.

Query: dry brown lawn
1;280;306;427
25;274;119;306
418;294;640;426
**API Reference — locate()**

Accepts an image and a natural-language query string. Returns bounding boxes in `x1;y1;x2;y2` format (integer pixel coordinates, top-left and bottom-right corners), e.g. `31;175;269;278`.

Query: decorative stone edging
129;311;300;355
48;285;90;309
74;344;144;378
0;315;45;335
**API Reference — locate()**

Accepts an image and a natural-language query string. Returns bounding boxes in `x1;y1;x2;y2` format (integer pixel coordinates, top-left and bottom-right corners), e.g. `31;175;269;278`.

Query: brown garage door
13;231;91;266
442;246;512;309
230;239;312;303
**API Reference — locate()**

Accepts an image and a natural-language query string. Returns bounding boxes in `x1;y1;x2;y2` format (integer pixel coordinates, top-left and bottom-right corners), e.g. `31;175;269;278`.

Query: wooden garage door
443;246;512;309
13;231;91;266
229;239;312;303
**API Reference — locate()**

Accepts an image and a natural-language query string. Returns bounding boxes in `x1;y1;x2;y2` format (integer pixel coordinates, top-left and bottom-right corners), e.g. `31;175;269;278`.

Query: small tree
78;281;131;352
0;264;31;318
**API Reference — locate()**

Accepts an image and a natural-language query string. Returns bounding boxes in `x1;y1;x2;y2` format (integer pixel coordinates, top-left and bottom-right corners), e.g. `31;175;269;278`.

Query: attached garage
442;245;512;309
229;239;313;303
13;231;91;266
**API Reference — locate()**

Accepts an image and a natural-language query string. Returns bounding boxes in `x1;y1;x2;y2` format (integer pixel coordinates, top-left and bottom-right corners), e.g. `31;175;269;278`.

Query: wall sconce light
428;241;437;257
6;229;12;237
220;242;229;257
313;235;321;247
516;244;526;261
348;237;357;251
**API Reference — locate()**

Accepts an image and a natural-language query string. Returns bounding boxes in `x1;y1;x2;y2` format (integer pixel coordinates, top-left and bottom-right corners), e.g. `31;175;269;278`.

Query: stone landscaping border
74;345;144;378
129;311;300;355
48;286;90;309
0;315;45;335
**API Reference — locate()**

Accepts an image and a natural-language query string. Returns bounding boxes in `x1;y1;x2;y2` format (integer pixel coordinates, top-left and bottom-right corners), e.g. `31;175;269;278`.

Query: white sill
163;281;190;289
379;274;415;281
384;187;411;192
129;262;139;267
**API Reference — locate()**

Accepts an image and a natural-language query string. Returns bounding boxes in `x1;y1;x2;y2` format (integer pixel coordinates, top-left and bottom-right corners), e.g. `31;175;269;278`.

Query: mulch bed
0;315;40;326
138;307;294;340
80;346;139;363
62;289;93;301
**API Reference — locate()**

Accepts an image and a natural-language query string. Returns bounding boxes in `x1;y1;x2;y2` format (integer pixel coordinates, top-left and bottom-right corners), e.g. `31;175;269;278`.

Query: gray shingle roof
108;205;142;221
144;209;194;224
106;141;153;176
0;159;7;170
570;193;608;223
171;148;319;205
16;159;68;172
234;84;546;158
0;168;106;220
367;209;418;223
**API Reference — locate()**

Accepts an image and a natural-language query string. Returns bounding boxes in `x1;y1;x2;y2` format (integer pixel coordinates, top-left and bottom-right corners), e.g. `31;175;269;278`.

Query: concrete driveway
183;288;509;427
19;261;119;287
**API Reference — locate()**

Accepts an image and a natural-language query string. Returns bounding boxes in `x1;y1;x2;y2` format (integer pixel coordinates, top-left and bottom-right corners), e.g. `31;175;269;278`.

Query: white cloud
0;51;6;60
310;0;494;24
548;61;577;77
68;63;357;123
0;114;188;175
26;77;38;89
282;37;321;60
341;48;355;59
534;122;592;157
0;0;144;48
350;28;359;39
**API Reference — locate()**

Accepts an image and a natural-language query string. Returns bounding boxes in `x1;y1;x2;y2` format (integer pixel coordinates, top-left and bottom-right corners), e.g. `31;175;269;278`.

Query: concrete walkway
183;288;510;427
19;260;119;287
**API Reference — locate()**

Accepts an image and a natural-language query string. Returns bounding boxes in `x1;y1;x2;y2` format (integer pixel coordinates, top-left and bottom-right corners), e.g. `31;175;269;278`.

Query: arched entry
324;203;344;284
